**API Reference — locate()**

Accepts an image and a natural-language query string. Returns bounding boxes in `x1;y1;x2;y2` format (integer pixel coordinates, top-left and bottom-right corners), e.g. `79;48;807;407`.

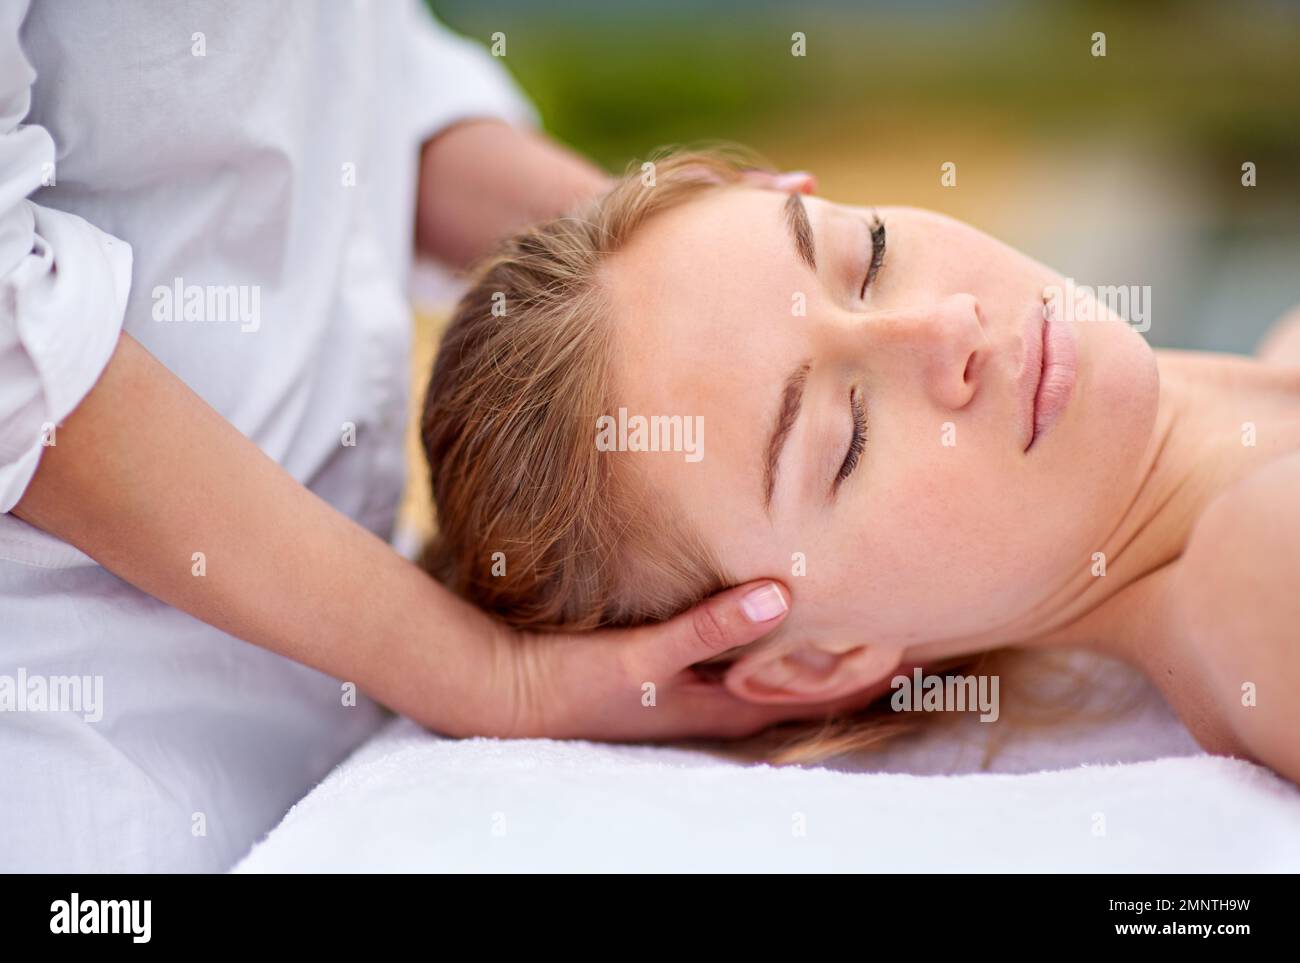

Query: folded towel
235;656;1300;872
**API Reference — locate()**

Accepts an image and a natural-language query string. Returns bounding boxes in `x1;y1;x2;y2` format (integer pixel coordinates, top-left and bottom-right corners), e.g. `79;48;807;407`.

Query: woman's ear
723;640;903;705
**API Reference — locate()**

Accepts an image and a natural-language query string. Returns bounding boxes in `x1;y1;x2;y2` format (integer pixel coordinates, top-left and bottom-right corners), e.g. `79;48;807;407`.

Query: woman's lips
1021;298;1077;452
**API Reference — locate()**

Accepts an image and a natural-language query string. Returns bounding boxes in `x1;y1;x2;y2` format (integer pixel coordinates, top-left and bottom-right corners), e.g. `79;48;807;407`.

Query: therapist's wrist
415;118;611;269
408;612;531;740
362;566;528;740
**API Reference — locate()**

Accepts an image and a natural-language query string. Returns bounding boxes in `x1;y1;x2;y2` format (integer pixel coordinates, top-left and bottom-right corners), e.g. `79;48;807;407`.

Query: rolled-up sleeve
403;0;541;145
0;0;132;512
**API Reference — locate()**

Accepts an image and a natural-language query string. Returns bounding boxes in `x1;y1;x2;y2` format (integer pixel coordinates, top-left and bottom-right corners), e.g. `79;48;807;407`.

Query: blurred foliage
427;0;1300;354
432;0;1300;190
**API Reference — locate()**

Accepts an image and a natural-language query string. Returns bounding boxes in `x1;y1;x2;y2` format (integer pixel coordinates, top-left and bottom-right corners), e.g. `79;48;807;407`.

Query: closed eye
833;387;866;495
859;214;886;300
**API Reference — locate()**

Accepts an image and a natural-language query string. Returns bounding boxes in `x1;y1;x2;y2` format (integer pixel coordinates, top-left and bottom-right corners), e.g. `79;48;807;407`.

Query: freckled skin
1169;377;1300;783
603;186;1157;698
602;185;1300;786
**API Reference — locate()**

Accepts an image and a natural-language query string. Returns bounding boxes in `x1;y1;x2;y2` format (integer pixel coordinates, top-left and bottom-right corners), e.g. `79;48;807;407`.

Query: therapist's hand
16;334;866;748
742;169;817;195
416;119;613;269
415;119;818;271
475;581;876;741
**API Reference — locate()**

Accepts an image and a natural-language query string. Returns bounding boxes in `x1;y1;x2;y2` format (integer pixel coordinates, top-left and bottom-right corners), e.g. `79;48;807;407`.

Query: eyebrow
763;360;812;513
784;192;817;273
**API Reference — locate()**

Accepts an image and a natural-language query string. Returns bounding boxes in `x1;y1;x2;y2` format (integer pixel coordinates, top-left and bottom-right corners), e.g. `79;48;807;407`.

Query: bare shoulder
1183;451;1300;584
1176;451;1300;678
1256;305;1300;366
1176;452;1300;782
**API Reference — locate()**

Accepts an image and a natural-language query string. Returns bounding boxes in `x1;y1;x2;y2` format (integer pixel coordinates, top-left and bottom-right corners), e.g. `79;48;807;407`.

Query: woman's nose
868;293;987;411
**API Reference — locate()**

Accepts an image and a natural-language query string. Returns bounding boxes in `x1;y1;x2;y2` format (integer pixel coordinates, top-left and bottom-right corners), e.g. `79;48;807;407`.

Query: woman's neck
1048;350;1300;665
909;349;1300;672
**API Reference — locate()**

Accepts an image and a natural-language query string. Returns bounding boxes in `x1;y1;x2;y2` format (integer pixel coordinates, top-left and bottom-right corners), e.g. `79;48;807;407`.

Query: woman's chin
1060;312;1160;504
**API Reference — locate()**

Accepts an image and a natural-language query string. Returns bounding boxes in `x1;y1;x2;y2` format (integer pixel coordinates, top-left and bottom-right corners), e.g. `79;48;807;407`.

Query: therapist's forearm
415;119;611;269
13;332;500;736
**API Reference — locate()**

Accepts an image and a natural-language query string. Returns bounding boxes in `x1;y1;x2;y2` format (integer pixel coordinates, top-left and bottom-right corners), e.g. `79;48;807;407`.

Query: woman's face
602;185;1159;698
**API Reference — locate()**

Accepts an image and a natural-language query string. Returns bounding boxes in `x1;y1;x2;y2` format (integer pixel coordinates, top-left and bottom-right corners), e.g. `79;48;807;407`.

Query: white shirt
0;0;535;871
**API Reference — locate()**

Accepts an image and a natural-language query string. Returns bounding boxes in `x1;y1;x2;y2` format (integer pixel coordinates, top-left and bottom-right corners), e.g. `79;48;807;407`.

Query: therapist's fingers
741;169;817;194
628;580;790;677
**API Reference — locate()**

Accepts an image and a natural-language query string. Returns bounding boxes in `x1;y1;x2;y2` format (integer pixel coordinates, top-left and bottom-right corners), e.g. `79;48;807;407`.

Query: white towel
234;654;1300;872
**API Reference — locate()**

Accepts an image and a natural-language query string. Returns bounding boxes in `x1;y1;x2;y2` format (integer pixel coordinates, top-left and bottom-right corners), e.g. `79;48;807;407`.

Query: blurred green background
430;0;1300;352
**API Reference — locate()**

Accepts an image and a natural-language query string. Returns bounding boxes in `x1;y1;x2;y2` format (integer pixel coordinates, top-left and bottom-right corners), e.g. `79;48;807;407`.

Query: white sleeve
0;0;133;512
403;0;541;144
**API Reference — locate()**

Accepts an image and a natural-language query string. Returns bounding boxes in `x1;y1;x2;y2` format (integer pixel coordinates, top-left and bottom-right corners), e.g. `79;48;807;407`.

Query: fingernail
772;171;812;190
741;583;788;622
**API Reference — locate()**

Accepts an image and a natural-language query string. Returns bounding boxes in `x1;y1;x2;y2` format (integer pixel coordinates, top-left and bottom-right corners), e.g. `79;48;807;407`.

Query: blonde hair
420;147;1127;765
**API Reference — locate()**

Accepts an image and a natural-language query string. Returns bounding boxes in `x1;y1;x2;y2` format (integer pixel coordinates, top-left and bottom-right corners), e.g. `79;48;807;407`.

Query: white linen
235;656;1300;872
0;0;534;872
